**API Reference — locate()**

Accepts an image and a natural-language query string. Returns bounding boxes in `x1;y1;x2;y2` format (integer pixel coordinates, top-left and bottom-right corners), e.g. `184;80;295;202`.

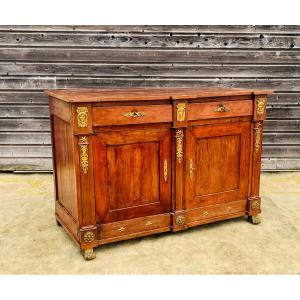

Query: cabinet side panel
52;115;78;220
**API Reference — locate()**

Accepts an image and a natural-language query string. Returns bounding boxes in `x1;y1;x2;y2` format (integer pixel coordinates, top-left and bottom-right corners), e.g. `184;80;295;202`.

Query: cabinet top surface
45;87;272;103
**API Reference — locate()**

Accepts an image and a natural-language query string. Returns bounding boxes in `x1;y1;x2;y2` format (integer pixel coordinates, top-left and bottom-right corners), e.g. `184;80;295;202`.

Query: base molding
56;200;262;256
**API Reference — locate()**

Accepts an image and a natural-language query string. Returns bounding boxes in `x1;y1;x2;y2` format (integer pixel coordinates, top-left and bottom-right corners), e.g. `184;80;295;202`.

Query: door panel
93;127;171;223
107;142;160;210
186;122;250;209
195;134;241;195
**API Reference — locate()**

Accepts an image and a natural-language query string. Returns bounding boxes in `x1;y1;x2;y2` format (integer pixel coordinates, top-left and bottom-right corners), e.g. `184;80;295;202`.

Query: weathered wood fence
0;25;299;171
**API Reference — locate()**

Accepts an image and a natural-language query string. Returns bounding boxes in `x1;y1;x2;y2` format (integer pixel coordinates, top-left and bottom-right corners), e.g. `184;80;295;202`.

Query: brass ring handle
123;111;145;118
213;104;230;112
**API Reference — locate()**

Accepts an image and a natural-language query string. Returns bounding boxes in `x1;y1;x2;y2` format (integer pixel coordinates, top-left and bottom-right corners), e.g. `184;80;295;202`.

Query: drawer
98;214;171;240
92;105;172;126
188;100;253;121
186;200;247;224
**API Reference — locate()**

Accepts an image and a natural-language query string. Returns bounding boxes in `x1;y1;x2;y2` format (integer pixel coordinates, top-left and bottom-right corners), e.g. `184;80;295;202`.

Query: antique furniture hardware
82;248;96;260
188;159;196;179
163;159;168;182
123;111;145;118
47;87;271;260
176;215;185;225
76;106;88;128
254;122;262;153
213;103;230;112
175;129;184;163
78;136;89;174
248;215;261;225
176;103;186;121
145;221;153;226
83;231;95;243
256;97;266;115
251;200;260;211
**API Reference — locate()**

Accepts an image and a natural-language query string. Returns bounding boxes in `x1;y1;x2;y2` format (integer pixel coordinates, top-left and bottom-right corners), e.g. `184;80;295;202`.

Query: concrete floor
0;172;299;274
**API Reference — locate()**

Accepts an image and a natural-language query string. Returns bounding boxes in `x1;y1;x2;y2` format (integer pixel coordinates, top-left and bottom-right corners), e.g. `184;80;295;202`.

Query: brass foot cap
82;248;96;260
248;215;261;225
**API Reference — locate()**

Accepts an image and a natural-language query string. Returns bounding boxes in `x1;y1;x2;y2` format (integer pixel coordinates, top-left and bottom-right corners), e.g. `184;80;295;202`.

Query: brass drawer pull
123;111;145;118
118;226;126;232
203;211;209;216
163;159;168;182
214;104;230;112
145;221;153;226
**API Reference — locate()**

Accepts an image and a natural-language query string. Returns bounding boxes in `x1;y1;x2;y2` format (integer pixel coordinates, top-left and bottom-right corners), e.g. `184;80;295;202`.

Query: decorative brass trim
175;129;184;163
254;122;262;153
176;215;185;225
83;231;95;243
213;103;230;112
248;215;261;225
118;226;126;232
256;97;266;115
189;158;196;179
163;159;168;182
123;111;145;118
76;107;88;128
145;221;153;226
176;103;186;122
79;136;89;174
251;200;260;211
82;248;96;260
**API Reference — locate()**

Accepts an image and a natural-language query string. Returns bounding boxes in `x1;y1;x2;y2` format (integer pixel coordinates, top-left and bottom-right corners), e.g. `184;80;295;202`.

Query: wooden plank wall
0;25;299;171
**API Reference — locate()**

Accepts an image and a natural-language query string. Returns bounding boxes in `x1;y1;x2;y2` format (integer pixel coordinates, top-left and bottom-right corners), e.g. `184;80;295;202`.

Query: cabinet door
93;127;171;223
185;122;250;209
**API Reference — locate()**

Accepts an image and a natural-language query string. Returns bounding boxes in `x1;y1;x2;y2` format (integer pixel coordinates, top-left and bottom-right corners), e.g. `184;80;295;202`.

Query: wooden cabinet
46;87;272;260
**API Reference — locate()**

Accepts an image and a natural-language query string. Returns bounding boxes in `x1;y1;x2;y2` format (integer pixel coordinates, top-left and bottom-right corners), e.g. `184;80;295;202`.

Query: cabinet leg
56;218;61;226
247;214;261;225
82;248;96;260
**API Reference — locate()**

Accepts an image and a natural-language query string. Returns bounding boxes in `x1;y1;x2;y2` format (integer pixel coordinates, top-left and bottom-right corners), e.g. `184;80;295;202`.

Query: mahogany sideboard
46;87;272;260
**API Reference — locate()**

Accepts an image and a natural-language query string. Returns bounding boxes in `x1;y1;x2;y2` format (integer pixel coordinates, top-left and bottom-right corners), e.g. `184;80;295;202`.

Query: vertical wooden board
174;128;186;211
77;134;96;226
251;121;264;196
52;116;78;219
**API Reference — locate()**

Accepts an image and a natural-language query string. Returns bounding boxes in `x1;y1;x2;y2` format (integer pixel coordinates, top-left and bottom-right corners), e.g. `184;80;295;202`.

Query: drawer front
98;214;171;240
92;105;172;126
188;100;253;121
186;200;247;224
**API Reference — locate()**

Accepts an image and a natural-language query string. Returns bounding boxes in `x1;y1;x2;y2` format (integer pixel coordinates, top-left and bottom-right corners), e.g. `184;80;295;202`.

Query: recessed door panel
107;142;160;210
195;134;241;196
186;122;250;209
93;128;171;223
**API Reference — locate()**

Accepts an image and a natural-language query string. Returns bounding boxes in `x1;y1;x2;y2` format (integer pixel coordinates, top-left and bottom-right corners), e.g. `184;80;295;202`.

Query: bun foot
56;219;61;226
248;215;261;225
82;248;96;260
